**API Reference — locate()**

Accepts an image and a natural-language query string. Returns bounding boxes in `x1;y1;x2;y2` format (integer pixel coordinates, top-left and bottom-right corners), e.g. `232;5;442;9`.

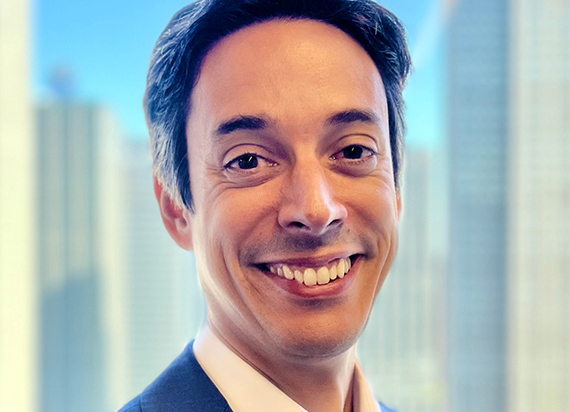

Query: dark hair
145;0;411;210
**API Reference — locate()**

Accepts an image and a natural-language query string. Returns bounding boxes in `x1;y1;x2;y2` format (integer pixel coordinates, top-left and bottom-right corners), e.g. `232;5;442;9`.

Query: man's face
184;19;400;362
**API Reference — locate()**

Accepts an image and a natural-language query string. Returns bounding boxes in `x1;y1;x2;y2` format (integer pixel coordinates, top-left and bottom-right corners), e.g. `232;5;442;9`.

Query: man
120;0;410;411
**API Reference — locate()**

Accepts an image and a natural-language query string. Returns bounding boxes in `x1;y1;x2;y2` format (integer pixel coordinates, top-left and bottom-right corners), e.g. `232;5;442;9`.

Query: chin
273;326;362;361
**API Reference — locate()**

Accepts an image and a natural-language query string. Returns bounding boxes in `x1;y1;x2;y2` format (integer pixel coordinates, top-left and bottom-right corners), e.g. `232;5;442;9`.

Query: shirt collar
193;324;381;412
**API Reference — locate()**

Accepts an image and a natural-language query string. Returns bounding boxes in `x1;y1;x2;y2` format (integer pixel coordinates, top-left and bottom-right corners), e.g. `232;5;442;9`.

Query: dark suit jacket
119;342;397;412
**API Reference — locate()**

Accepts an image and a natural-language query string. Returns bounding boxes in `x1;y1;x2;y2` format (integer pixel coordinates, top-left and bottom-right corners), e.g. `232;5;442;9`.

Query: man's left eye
235;154;258;169
333;145;376;160
342;145;364;159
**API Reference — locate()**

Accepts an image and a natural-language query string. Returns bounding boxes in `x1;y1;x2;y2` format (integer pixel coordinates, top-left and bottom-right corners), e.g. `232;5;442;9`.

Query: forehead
189;19;387;132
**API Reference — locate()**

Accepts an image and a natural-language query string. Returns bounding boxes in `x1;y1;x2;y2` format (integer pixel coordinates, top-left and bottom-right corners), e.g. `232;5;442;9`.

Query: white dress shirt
194;324;381;412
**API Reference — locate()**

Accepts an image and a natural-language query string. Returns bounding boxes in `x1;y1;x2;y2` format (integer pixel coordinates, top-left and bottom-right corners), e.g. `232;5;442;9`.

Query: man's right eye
234;154;258;169
222;151;279;184
224;153;272;171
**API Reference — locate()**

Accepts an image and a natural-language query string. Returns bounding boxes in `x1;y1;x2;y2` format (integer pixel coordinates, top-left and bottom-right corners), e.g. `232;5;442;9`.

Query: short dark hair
145;0;411;210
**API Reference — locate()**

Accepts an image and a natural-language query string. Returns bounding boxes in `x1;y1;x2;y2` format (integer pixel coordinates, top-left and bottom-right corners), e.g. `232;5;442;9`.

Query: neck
264;354;357;412
211;324;358;412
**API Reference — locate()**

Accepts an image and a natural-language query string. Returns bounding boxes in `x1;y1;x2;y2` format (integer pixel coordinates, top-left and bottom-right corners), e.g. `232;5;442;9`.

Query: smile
262;256;357;286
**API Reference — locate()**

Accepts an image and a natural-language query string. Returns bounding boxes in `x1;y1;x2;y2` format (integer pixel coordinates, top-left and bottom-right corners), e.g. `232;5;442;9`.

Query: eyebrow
213;109;380;138
325;109;381;126
215;115;269;136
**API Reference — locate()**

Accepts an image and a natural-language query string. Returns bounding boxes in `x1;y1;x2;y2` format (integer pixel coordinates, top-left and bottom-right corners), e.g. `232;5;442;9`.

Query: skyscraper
360;147;448;412
447;0;509;410
36;102;126;412
0;0;37;411
121;138;206;404
507;0;570;410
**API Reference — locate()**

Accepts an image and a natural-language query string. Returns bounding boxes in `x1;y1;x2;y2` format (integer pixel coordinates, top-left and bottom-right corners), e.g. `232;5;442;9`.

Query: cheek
192;201;250;321
348;180;399;238
200;187;278;265
366;184;400;284
194;188;279;317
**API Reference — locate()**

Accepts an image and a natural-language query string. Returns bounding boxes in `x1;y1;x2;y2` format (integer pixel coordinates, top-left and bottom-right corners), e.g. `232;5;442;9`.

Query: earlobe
154;177;194;251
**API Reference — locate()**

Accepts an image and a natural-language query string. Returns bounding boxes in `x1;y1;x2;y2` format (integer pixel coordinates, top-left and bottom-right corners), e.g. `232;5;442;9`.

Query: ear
154;177;193;251
396;187;402;221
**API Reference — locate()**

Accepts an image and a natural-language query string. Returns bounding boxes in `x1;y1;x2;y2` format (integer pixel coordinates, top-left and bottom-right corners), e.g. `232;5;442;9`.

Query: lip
256;254;361;299
258;251;360;269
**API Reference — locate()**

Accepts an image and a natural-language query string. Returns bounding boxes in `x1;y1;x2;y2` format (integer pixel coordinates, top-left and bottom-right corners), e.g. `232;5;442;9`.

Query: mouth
256;255;360;287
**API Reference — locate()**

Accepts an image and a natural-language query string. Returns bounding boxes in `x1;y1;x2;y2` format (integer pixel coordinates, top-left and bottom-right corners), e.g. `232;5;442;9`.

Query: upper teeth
268;257;352;286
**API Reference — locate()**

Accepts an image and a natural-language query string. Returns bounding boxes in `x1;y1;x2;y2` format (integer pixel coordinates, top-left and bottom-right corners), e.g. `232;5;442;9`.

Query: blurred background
0;0;569;411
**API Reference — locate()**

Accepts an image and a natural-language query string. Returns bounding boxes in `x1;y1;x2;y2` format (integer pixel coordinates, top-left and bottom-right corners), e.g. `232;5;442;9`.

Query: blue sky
34;0;445;147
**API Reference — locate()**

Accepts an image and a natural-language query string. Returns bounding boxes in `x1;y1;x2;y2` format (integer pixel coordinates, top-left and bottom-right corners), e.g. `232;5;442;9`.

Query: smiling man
120;1;410;411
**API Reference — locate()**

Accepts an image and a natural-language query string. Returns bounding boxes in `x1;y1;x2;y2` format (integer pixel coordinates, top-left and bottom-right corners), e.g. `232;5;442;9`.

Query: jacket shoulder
380;402;399;412
117;342;231;412
118;395;142;412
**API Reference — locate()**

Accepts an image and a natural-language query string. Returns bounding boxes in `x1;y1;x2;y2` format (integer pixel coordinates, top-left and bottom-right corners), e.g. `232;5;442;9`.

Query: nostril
286;218;342;233
329;218;342;228
289;221;306;229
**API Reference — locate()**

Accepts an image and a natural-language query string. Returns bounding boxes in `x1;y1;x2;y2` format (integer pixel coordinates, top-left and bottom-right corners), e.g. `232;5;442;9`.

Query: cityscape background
0;0;568;411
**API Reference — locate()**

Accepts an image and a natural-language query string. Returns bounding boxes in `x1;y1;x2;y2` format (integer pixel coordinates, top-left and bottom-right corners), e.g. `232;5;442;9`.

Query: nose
277;159;348;236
